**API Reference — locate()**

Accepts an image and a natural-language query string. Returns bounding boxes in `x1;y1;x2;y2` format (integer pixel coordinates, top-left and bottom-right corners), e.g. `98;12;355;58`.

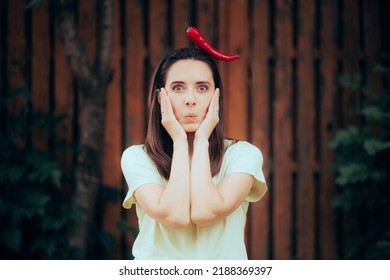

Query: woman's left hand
195;88;220;141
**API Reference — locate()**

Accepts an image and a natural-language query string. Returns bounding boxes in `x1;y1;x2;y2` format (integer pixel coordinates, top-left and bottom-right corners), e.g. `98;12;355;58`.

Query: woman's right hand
160;88;187;142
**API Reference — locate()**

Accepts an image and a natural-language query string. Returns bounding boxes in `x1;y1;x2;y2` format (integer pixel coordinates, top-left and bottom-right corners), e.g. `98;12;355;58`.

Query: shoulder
222;140;264;172
225;140;263;158
121;145;147;165
122;144;145;156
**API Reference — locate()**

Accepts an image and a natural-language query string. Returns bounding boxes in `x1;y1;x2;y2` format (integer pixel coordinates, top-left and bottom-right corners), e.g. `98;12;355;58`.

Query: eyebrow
196;81;211;85
169;81;212;86
169;81;185;86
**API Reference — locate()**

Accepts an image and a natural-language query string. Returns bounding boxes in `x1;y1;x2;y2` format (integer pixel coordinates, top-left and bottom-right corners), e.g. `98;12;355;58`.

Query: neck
187;133;195;157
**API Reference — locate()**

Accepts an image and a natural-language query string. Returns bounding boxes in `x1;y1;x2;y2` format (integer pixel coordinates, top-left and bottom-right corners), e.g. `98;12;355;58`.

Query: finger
207;90;216;112
160;88;171;115
159;89;164;112
208;88;219;116
214;88;220;115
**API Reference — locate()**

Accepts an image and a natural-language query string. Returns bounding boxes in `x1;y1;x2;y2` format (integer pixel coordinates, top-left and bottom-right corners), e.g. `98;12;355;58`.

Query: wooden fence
0;0;388;259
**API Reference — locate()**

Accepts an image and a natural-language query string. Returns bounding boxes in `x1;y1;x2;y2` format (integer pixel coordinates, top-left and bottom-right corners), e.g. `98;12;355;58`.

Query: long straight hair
144;47;226;180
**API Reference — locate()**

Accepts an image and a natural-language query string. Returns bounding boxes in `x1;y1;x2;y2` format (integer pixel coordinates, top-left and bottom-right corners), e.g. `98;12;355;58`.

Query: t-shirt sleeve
225;142;268;202
121;145;163;209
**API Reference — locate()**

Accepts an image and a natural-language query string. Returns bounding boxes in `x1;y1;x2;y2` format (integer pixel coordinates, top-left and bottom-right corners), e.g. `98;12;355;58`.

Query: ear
157;89;161;104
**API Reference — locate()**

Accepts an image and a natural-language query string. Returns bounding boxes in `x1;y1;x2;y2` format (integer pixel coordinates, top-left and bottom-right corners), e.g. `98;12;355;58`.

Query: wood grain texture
273;0;294;260
249;0;271;260
296;0;316;260
32;2;50;150
1;0;386;260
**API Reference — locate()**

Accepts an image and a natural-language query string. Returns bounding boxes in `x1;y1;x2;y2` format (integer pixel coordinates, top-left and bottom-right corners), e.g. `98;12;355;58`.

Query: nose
185;90;196;107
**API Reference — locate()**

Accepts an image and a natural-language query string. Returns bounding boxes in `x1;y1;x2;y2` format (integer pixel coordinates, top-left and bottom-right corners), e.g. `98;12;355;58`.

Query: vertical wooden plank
273;0;294;259
363;0;380;62
7;0;26;146
77;0;99;256
250;0;271;260
0;1;2;130
343;0;360;124
342;0;360;258
123;0;147;258
196;0;215;45
102;0;122;259
172;0;191;48
31;2;50;150
125;1;147;148
363;0;381;91
224;0;250;250
217;0;228;105
361;0;383;259
148;0;169;70
0;0;1;59
0;0;3;83
319;0;338;259
54;3;73;184
79;0;96;63
296;0;316;259
0;0;5;130
224;0;248;140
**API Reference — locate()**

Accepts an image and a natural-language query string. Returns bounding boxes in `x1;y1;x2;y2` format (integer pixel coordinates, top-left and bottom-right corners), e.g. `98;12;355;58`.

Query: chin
183;124;200;133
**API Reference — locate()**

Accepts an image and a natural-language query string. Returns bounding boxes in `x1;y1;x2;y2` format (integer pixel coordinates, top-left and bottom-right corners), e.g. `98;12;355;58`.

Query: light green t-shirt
121;140;267;260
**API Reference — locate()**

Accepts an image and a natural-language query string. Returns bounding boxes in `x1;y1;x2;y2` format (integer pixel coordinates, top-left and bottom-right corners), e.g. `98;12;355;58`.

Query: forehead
165;59;214;84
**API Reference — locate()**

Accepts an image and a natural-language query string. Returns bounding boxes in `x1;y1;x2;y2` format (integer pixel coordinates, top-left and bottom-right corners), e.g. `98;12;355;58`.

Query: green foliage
1;63;137;260
0;85;82;259
0;141;82;259
25;0;44;9
92;184;139;260
329;54;390;259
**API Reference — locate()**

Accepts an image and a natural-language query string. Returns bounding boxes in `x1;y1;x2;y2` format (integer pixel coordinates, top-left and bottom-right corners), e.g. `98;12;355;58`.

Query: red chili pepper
186;26;240;62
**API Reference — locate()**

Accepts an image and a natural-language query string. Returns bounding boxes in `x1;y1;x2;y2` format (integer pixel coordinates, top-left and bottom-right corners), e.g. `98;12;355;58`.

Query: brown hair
144;47;226;180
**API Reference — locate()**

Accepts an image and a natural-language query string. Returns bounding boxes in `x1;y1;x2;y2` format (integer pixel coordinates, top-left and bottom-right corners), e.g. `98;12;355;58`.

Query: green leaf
16;190;51;219
338;73;362;90
41;204;82;231
0;227;22;252
25;0;43;9
0;86;31;105
97;231;116;251
364;138;390;155
98;184;120;203
117;219;139;237
0;163;26;184
329;125;360;149
335;163;368;185
362;106;390;122
25;153;61;188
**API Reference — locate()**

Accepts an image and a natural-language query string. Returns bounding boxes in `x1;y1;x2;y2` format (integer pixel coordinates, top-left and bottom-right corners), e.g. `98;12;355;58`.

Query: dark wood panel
296;0;316;260
319;0;338;259
1;0;386;260
148;0;169;69
249;0;272;260
123;0;147;257
32;2;50;150
172;0;191;48
102;0;123;259
273;0;294;260
54;2;73;177
225;0;249;140
7;0;26;147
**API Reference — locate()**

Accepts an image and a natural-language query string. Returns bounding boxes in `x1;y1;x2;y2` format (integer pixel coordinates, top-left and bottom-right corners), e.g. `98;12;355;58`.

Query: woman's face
164;59;215;133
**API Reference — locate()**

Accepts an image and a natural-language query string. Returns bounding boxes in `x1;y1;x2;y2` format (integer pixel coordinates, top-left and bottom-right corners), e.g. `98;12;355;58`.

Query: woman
121;47;267;259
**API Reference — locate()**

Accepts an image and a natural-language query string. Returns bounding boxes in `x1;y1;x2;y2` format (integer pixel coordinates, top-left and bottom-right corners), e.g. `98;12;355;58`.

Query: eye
198;84;209;92
171;84;185;92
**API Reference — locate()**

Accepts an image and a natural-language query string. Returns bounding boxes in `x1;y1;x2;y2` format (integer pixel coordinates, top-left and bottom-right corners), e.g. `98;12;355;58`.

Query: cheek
200;96;213;113
168;96;181;116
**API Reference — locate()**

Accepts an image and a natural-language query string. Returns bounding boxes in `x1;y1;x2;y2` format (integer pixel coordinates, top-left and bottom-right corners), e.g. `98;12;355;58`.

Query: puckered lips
184;113;197;121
